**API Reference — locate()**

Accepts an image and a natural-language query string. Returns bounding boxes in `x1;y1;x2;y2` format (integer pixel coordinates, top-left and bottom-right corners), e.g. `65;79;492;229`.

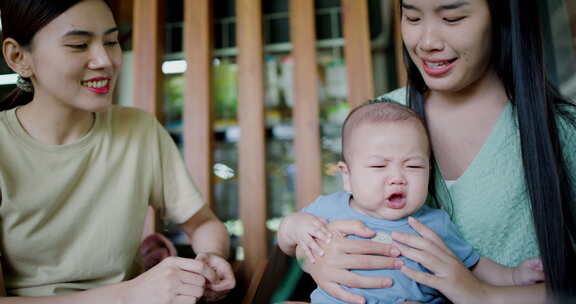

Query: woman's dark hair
0;0;111;111
400;0;576;298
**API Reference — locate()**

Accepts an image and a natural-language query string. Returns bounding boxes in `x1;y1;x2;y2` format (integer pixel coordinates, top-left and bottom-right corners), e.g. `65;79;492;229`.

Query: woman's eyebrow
401;1;470;12
62;27;118;38
401;2;420;11
436;0;470;12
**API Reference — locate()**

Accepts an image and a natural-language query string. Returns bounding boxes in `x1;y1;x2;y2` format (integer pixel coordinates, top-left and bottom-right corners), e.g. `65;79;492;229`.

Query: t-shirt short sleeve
301;197;322;216
440;211;481;268
300;192;349;222
151;121;205;224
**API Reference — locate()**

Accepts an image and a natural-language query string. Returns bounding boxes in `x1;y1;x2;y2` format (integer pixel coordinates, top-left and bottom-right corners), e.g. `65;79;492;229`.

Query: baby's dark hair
341;98;429;163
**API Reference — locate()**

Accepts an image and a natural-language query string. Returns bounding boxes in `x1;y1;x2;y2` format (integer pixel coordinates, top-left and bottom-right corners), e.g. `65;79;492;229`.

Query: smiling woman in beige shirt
0;0;235;303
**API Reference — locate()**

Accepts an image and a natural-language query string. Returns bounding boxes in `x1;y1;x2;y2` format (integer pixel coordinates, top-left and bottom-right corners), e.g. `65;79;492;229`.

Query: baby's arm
472;257;544;286
277;213;332;262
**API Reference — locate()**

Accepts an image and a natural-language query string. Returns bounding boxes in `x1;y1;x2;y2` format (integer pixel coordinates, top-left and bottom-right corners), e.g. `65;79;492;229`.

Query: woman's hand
123;256;217;304
301;220;403;304
194;252;236;302
392;217;491;304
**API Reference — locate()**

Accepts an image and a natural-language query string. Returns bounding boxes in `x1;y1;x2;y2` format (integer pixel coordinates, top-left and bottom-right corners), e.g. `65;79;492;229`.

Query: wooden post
132;0;164;235
342;0;374;108
290;0;322;210
132;0;164;120
184;0;214;207
236;0;268;282
394;0;407;87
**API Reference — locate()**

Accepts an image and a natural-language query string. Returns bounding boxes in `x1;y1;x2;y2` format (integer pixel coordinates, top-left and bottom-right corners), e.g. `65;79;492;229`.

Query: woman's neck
16;98;95;146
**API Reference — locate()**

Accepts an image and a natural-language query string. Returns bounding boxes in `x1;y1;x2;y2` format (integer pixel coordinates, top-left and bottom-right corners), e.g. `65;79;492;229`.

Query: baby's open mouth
387;192;407;209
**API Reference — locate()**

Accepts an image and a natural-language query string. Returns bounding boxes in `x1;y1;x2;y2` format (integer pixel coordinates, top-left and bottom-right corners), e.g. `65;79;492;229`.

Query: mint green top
380;88;576;267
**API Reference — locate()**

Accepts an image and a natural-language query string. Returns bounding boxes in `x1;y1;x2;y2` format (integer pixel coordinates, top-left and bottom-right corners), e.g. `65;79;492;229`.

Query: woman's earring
16;75;33;93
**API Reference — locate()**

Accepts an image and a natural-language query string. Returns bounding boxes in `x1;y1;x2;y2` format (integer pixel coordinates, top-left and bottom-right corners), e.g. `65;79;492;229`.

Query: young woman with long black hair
288;0;576;303
0;0;235;303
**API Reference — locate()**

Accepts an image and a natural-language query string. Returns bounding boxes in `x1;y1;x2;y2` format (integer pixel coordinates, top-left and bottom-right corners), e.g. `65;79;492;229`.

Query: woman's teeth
82;79;109;88
425;61;449;68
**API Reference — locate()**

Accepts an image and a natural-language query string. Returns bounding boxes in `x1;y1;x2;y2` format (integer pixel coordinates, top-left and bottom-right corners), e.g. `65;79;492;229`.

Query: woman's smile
421;57;458;76
81;77;111;94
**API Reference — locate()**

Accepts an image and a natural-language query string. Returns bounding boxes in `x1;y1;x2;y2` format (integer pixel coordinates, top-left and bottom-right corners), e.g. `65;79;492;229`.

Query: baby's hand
288;213;332;263
513;257;545;285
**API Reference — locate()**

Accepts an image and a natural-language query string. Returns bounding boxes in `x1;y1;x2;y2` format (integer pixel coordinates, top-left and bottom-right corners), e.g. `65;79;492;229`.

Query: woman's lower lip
422;59;456;76
86;84;110;94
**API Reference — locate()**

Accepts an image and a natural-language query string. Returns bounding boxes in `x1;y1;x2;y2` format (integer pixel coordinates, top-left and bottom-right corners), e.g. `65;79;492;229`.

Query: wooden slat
236;0;268;283
132;0;164;120
132;0;164;235
184;0;214;207
290;0;322;210
394;0;407;87
342;0;374;108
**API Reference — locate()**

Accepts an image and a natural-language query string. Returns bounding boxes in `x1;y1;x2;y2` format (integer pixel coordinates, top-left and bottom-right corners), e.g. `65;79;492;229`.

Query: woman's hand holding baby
300;219;404;304
392;217;492;304
392;217;546;304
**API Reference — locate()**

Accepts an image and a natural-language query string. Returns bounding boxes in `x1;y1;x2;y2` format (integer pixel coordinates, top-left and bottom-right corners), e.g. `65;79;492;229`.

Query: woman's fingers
169;257;218;283
178;271;206;287
333;270;394;289
406;217;453;256
330;236;400;257
329;253;403;270
320;281;366;304
391;231;453;264
400;265;441;290
327;220;375;238
393;242;446;274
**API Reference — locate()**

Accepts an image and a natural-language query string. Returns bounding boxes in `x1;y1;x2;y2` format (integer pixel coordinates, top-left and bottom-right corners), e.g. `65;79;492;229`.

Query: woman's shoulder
372;87;408;106
108;105;157;122
107;106;160;129
102;106;163;141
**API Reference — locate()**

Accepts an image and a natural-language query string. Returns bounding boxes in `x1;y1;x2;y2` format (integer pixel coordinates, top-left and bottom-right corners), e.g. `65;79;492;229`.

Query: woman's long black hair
0;0;111;111
401;0;576;299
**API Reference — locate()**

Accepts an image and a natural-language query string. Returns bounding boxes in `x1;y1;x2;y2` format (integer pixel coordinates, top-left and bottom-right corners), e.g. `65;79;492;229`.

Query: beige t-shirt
0;106;204;296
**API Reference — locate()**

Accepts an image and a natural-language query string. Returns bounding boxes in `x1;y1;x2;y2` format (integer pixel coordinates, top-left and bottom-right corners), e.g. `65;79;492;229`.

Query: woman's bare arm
0;256;215;304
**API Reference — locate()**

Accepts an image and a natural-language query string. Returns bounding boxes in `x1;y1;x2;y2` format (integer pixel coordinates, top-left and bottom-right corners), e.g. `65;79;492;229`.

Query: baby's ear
338;161;352;192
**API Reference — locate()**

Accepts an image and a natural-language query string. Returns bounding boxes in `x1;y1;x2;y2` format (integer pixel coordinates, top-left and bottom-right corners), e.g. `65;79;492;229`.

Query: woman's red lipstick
81;77;111;94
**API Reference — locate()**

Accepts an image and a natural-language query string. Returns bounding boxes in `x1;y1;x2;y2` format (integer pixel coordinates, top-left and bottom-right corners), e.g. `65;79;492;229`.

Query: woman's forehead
39;0;116;37
401;0;484;10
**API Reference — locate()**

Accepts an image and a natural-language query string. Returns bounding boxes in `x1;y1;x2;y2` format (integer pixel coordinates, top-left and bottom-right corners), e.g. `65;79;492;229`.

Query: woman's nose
418;24;444;53
88;46;113;69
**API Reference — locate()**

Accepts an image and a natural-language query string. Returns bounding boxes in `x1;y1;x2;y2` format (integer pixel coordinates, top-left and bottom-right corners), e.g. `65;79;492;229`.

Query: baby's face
340;120;430;220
